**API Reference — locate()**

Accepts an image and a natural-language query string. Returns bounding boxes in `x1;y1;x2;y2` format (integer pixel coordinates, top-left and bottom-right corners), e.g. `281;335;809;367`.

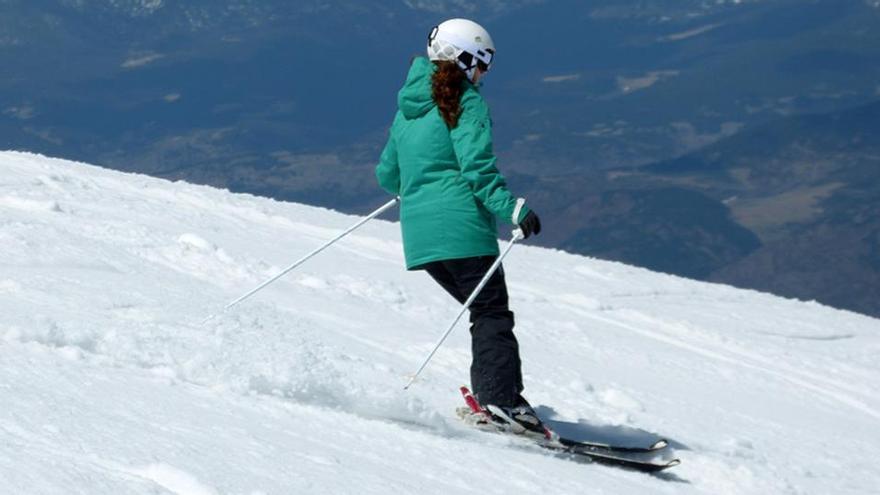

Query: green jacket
376;57;530;270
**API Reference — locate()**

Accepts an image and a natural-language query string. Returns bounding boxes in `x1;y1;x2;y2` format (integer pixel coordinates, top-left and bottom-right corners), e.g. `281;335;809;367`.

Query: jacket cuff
511;197;528;225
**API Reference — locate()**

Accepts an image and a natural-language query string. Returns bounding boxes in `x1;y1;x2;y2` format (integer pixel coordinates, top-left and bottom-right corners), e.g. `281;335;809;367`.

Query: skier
375;18;543;434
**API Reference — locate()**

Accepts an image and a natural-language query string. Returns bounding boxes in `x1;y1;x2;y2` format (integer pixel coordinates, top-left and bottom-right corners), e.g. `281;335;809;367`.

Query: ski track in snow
518;275;877;420
581;308;880;421
131;464;220;495
2;151;880;494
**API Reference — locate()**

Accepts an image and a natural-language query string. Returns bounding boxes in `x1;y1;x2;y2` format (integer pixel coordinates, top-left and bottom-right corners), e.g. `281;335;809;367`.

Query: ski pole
404;229;525;390
202;197;400;324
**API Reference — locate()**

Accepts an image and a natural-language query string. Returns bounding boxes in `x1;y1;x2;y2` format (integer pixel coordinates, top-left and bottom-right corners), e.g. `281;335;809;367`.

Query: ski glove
518;210;542;239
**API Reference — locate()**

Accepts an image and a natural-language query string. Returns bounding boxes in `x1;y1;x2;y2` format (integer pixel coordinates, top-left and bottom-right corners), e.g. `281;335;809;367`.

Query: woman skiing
375;18;543;434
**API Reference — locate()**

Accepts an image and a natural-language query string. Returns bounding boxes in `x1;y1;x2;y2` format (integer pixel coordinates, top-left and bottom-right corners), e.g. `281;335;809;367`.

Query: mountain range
2;0;878;316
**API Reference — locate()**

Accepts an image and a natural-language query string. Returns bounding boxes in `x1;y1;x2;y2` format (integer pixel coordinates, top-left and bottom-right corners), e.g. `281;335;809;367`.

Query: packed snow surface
1;151;879;494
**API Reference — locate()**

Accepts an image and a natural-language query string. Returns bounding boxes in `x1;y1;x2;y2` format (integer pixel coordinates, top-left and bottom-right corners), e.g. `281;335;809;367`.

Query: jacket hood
398;57;438;119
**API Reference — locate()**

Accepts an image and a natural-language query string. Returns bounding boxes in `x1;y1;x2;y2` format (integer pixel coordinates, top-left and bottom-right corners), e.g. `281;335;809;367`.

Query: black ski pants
422;255;523;407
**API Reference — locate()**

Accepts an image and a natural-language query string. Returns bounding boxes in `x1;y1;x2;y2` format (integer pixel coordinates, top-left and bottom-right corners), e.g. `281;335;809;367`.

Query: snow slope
1;151;878;494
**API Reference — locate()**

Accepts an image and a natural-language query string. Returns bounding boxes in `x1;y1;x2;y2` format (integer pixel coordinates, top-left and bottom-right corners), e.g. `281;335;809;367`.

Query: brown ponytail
431;61;467;129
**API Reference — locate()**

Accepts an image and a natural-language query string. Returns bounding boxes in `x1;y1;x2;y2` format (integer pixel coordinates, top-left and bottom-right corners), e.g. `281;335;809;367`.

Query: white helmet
427;18;495;82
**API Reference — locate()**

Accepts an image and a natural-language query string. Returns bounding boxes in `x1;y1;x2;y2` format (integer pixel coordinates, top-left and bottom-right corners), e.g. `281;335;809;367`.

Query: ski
458;387;680;473
555;439;681;472
557;435;668;454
